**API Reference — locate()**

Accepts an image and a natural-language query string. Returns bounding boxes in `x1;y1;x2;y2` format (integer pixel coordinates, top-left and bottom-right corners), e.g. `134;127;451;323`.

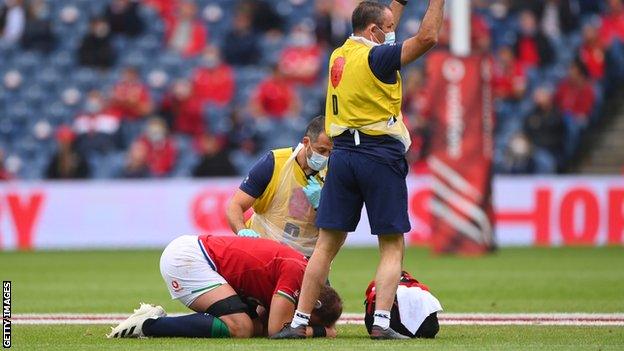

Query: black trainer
369;325;410;340
269;323;306;339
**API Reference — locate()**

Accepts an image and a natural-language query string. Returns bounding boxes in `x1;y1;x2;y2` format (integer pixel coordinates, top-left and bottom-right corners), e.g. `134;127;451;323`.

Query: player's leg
297;228;347;313
142;284;253;338
109;235;253;339
272;150;360;339
360;157;411;339
372;234;405;329
298;150;359;318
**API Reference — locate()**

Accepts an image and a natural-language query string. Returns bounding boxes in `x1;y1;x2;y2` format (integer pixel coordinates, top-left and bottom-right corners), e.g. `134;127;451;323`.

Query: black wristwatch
394;0;408;6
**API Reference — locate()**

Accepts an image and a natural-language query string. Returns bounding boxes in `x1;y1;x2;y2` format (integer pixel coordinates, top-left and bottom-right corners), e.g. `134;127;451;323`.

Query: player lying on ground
108;235;342;339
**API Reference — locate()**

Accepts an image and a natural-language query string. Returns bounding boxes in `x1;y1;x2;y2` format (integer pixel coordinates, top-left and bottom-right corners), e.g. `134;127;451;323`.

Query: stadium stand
0;0;623;180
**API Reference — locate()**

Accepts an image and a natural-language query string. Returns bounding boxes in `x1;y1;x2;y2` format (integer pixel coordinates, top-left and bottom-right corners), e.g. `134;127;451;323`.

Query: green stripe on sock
191;283;222;294
210;317;230;338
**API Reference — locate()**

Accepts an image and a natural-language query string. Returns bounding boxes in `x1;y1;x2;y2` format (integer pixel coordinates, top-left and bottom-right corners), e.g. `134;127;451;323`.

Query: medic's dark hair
352;1;389;33
304;115;326;142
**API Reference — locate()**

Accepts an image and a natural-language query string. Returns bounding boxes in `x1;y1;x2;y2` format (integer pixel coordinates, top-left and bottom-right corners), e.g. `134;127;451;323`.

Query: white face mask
306;147;328;171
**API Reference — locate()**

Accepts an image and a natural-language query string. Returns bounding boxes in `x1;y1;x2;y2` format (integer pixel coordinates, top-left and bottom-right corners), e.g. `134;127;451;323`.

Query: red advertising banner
423;51;495;255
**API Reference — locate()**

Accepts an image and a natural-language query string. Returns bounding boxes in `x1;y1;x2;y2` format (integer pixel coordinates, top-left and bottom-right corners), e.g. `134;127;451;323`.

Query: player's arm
400;0;445;66
226;190;256;233
266;294;336;338
226;151;275;234
389;0;406;31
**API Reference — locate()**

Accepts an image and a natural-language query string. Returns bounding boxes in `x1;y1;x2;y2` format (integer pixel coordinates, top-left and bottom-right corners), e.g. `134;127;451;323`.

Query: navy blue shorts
315;149;411;235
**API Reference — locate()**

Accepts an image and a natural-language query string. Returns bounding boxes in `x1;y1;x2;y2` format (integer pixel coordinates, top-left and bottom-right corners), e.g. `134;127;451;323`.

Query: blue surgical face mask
373;26;396;45
306;147;328;171
384;31;396;45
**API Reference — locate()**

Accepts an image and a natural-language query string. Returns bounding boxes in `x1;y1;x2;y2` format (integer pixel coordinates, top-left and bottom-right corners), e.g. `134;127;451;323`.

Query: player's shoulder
271;147;295;159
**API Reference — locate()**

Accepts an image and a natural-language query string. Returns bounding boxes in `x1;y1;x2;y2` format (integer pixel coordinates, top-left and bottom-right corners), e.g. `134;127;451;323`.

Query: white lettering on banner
0;178;623;250
443;58;465;160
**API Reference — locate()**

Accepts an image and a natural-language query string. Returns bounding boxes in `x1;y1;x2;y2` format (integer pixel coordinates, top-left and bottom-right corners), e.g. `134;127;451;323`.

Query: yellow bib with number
325;37;411;151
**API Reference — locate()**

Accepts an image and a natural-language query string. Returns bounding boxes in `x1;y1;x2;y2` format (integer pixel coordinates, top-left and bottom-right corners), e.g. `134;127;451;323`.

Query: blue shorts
315;149;411;235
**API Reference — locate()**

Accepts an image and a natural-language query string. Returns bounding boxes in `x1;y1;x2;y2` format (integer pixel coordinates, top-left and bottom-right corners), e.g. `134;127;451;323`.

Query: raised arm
389;0;406;31
400;0;445;66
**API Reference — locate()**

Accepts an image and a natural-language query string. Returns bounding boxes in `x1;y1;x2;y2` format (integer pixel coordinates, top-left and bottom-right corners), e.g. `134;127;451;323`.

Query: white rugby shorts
159;235;226;307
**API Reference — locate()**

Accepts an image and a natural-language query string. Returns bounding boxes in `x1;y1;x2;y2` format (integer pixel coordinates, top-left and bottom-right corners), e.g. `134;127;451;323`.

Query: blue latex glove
237;229;261;238
303;176;322;209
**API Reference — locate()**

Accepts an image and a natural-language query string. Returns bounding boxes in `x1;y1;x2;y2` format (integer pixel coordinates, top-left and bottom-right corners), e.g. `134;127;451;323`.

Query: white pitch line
11;313;624;326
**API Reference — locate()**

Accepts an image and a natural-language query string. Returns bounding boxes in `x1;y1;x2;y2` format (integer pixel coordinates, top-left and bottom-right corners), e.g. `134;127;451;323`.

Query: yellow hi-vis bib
325;37;411;152
248;144;321;256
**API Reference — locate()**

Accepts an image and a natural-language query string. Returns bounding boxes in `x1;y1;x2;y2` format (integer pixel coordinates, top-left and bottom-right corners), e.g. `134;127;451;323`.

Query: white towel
395;285;443;334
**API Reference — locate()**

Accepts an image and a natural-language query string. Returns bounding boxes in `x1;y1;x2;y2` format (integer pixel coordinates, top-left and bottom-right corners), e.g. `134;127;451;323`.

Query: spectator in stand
222;8;260;66
143;0;178;23
104;0;144;37
78;17;116;70
45;126;91;179
241;0;284;35
279;25;323;86
523;87;566;172
493;45;528;102
521;0;580;42
500;133;537;174
555;60;595;128
109;67;153;120
73;90;122;154
555;60;595;157
192;133;237;177
599;0;624;47
250;65;299;120
314;0;349;49
166;1;207;57
402;67;428;119
20;0;55;53
0;0;24;45
226;108;259;153
137;117;178;177
159;79;204;136
579;23;606;81
120;140;150;178
0;148;12;180
514;10;555;69
402;68;431;173
191;46;235;106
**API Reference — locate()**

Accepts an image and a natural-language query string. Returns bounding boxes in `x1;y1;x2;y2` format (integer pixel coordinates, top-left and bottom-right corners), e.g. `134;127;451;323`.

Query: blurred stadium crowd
0;0;623;180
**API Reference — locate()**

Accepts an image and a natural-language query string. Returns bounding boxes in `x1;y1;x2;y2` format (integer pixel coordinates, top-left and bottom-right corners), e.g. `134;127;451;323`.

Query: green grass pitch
2;246;624;350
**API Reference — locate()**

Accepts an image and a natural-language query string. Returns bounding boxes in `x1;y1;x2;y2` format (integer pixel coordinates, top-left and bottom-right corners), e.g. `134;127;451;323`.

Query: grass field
3;246;624;350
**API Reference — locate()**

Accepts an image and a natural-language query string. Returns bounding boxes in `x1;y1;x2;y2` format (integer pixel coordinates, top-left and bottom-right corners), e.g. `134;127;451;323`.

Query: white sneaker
107;303;166;338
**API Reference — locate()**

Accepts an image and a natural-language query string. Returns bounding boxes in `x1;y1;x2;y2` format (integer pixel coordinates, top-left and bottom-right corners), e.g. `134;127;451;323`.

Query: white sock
373;309;391;329
290;310;311;328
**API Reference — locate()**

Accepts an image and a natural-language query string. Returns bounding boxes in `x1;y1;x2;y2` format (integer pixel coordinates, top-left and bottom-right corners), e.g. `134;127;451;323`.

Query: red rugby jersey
198;235;307;307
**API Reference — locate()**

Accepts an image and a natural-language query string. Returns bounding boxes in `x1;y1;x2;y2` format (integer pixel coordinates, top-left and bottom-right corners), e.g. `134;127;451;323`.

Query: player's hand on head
303;177;322;209
237;229;261;238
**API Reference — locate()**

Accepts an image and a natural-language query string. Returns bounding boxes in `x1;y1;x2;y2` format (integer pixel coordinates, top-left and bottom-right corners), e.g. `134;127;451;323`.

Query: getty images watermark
3;281;10;348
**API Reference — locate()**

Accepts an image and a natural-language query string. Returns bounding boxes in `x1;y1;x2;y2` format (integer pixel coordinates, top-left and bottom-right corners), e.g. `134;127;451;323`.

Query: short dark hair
313;285;343;327
352;1;388;33
304;115;326;142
